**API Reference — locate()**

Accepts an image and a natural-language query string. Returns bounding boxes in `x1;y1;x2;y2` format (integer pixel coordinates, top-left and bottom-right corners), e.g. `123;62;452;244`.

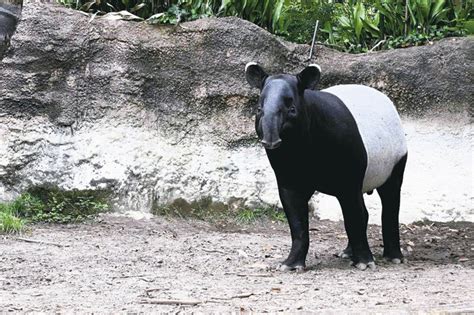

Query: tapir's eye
288;105;296;114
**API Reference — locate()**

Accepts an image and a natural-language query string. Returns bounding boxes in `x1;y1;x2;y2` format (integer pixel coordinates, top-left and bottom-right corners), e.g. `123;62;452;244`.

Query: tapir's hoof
338;251;351;259
336;246;352;259
354;261;376;271
278;264;305;273
386;257;408;264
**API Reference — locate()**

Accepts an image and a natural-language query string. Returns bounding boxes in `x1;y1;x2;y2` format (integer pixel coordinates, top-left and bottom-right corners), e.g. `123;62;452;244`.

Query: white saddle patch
323;85;407;192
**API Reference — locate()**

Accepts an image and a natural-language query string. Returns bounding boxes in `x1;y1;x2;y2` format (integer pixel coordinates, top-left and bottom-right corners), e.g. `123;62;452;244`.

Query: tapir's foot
383;249;407;264
385;257;408;264
353;261;376;270
278;263;305;272
337;245;352;259
278;256;306;272
351;250;376;271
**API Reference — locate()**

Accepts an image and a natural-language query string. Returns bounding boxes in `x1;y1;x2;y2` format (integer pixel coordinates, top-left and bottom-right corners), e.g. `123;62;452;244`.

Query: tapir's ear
297;64;321;92
245;62;268;90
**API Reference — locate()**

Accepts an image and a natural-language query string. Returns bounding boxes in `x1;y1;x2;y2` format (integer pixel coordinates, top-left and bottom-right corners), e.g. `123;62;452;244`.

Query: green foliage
60;0;288;32
385;24;464;48
148;0;218;24
153;196;228;220
153;196;286;224
58;0;471;53
236;206;286;223
281;0;471;52
320;1;383;53
281;0;335;43
320;0;471;53
0;203;25;234
6;188;110;224
218;0;289;32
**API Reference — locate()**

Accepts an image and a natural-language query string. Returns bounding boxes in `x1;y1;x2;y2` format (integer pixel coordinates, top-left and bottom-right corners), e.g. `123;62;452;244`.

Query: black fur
246;64;407;269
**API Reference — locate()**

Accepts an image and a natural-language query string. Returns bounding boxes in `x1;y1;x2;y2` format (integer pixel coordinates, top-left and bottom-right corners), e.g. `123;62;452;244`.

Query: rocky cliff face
0;2;472;222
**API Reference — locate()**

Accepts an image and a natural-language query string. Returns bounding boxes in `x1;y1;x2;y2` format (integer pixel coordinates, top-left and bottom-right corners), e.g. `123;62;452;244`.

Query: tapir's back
323;84;407;192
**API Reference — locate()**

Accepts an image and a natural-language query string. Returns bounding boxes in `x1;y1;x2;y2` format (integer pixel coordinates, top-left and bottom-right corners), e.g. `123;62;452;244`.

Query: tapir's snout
261;139;282;150
258;107;283;150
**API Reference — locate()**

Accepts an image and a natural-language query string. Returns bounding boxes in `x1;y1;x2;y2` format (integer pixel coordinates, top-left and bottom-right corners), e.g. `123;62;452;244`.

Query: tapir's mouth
261;139;282;150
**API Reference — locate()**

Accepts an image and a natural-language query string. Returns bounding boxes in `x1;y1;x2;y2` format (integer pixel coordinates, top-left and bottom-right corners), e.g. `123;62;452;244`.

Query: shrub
236;206;286;223
0;203;25;234
153;196;286;224
57;0;472;53
2;188;110;224
281;0;335;44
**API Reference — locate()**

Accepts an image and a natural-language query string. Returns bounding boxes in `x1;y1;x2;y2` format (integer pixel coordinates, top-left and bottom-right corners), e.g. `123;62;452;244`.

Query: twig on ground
145;288;162;293
112;274;154;280
139;277;154;283
139;299;202;306
232;292;254;299
201;248;226;254
224;272;272;277
236;273;272;277
15;237;69;248
210;291;258;302
142;291;256;305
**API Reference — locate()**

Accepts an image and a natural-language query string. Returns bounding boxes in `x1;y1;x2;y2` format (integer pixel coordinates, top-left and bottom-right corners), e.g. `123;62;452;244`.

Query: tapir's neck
264;99;319;170
263;90;335;188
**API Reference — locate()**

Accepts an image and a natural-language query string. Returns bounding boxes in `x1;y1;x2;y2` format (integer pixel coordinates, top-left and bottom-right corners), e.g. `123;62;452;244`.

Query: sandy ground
318;115;473;224
0;215;473;313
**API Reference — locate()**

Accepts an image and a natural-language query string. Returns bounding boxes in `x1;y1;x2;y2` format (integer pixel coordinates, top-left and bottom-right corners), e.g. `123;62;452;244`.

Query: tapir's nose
261;139;282;150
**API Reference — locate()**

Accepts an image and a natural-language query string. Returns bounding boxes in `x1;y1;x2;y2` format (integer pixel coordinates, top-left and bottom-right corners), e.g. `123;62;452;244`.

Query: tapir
245;63;408;271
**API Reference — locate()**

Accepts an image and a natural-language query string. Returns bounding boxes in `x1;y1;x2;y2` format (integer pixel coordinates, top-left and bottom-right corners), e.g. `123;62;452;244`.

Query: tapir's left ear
297;64;321;92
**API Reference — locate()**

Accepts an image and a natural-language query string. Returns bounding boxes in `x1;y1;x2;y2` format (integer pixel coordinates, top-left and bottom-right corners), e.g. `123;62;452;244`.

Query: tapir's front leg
278;186;311;271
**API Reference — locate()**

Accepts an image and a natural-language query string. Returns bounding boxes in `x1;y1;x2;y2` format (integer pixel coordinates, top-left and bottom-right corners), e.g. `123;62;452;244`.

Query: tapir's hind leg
377;153;408;263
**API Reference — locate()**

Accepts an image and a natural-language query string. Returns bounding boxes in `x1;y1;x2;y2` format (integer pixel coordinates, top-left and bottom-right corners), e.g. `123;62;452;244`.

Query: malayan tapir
245;63;408;271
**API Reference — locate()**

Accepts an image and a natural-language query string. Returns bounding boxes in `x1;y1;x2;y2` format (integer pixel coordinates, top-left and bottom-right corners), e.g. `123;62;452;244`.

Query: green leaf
362;17;380;36
272;0;285;32
430;0;446;20
80;0;97;11
338;15;351;28
131;3;146;13
218;0;232;15
353;1;365;39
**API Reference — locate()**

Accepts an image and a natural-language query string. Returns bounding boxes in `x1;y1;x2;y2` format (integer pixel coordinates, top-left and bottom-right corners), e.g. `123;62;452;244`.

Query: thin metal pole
404;0;409;36
308;20;319;61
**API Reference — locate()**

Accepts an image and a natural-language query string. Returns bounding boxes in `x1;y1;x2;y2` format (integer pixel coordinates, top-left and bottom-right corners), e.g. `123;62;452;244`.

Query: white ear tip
245;62;258;72
308;64;321;72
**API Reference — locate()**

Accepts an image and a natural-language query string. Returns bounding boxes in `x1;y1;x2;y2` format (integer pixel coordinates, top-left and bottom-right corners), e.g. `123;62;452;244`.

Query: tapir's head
245;63;321;150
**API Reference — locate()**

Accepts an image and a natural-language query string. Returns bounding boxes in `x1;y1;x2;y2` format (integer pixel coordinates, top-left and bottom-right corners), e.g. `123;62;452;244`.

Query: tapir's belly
323;84;408;193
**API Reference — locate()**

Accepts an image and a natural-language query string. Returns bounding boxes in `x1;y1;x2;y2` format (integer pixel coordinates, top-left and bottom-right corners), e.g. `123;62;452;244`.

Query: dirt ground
0;215;473;313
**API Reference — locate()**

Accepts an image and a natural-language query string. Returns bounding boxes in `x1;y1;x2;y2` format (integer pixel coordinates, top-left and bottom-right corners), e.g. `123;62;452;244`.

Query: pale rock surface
0;2;472;222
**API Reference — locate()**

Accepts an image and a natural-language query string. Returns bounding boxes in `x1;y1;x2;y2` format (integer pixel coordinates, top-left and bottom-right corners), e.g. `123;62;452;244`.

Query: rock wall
1;2;472;222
